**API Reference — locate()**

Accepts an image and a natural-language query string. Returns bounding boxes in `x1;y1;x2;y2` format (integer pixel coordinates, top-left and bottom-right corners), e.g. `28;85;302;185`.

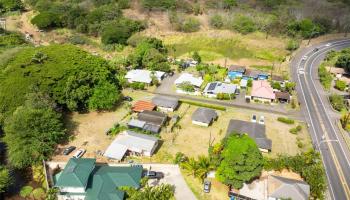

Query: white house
104;130;159;160
174;73;203;94
125;69;166;84
203;82;237;98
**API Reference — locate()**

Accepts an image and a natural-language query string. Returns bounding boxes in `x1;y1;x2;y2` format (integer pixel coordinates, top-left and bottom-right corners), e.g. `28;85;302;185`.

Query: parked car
63;146;76;155
73;149;86;158
298;69;305;75
123;96;133;102
259;116;265;125
302;55;308;61
203;180;211;193
251;115;257;123
325;43;332;47
143;171;164;179
313;47;319;52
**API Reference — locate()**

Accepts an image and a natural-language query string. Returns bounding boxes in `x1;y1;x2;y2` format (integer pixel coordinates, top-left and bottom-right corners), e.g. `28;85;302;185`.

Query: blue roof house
228;65;246;80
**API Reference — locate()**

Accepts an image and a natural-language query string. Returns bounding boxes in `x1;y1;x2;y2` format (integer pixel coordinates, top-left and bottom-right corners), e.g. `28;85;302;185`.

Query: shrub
329;94;345;111
181;17;200;32
31;188;46;199
130;82;145;90
173;152;188;164
179;99;226;111
217;93;235;100
20;186;33;198
231;15;256;34
289;125;302;134
271;81;281;90
69;35;89;45
277;117;295;124
319;64;333;90
336;54;350;72
286;39;300;51
178;81;195;92
210;14;224;29
31;11;61;29
335;80;347;91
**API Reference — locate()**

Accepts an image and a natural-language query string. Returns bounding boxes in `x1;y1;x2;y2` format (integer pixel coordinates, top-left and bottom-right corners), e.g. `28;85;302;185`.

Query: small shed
191;108;218;127
275;92;291;103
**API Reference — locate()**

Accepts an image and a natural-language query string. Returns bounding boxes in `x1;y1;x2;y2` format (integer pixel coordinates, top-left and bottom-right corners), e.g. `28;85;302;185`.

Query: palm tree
181;157;199;177
196;155;212;180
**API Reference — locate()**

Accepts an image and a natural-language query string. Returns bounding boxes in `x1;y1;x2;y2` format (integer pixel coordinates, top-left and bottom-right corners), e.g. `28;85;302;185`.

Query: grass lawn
161;30;288;63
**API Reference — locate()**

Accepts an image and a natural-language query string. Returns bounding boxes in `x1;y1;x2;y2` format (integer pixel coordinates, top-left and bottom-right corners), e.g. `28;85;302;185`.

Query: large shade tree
216;134;263;189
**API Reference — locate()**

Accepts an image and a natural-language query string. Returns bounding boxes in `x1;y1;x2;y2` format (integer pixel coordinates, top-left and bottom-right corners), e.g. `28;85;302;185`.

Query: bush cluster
289;125;302;134
28;0;144;45
329;94;346;112
277;117;295;124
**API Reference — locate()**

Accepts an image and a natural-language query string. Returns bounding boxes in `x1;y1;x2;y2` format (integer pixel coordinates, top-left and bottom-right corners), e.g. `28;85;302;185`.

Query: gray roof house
104;130;159;160
203;82;237;98
226;119;272;152
268;175;310;200
152;96;179;112
192;108;218;127
137;111;167;126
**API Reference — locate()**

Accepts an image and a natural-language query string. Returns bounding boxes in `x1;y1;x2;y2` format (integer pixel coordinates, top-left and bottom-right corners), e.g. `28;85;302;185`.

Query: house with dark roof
226;119;272;152
275;91;291;103
268;175;310;200
128;110;168;133
132;101;156;112
152;96;179;112
228;65;246;80
54;158;143;200
192;108;218;127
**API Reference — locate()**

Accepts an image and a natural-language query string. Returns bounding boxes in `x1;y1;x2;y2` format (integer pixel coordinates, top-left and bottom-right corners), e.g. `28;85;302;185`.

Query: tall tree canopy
3;93;65;168
216;134;263;189
0;44;121;123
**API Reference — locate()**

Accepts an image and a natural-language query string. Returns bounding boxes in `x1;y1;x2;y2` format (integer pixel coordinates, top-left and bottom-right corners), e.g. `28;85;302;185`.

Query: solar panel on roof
208;82;217;91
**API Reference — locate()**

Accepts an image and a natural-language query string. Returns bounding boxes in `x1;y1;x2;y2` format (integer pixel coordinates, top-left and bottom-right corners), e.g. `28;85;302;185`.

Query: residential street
155;74;300;117
291;39;350;200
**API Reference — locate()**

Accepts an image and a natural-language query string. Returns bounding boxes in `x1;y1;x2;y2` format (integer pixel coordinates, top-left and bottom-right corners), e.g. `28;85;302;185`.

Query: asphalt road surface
291;39;350;200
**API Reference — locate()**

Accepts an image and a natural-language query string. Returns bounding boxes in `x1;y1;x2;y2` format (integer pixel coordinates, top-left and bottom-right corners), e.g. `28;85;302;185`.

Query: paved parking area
144;164;197;200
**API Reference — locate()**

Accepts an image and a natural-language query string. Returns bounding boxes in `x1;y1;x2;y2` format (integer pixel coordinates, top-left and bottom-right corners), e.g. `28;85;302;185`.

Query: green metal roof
55;158;96;188
85;165;143;200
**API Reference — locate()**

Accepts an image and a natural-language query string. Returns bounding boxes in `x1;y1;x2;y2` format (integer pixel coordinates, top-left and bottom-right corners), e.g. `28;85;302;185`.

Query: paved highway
291;39;350;200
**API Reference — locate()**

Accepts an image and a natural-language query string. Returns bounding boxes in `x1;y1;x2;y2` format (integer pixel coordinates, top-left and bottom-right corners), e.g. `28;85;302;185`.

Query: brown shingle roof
132;101;156;112
275;92;291;101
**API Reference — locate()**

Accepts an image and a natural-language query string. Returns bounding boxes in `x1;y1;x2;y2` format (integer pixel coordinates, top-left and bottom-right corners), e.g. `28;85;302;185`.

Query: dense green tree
3;98;65;168
217;134;263;189
31;11;61;29
232;15;256;34
88;81;121;110
0;166;11;193
101;19;144;45
0;0;23;12
0;45;120;122
192;51;201;63
336;54;350;72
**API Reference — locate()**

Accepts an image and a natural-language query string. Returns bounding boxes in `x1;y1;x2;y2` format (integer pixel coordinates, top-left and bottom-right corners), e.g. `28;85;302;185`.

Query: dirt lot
51;90;155;162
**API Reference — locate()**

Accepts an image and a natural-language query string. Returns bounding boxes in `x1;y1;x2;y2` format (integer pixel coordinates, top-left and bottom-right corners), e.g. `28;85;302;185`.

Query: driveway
156;73;180;94
144;164;197;200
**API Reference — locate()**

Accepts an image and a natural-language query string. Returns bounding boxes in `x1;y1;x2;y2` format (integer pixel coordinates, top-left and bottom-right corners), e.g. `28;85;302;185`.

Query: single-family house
125;69;166;84
250;80;275;103
104;130;159;160
244;69;269;80
132;101;156;112
174;73;203;92
152;96;179;112
226;119;272;152
268;175;310;200
275;91;291;103
228;65;246;80
127;110;167;133
54;158;143;200
203;82;237;98
192;107;218;127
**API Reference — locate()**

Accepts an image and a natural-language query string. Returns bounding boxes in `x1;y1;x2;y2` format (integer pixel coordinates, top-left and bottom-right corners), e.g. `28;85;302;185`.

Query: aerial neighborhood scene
1;0;350;200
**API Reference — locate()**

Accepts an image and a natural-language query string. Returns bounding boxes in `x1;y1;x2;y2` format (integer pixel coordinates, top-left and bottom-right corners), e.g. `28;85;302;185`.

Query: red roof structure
132;101;156;112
